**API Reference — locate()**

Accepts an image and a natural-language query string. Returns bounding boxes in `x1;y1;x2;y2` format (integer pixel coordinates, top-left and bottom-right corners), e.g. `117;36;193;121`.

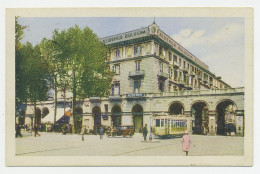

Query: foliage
40;25;113;100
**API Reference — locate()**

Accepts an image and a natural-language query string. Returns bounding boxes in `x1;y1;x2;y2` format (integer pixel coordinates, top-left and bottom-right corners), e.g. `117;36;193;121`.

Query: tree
15;18;49;136
40;25;113;133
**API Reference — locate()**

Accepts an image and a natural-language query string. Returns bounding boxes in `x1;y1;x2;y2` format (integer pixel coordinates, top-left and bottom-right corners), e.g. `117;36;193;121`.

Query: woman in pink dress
182;130;193;156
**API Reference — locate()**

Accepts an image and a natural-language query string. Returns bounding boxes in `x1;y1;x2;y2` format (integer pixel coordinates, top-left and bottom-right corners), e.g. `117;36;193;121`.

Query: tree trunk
34;101;36;137
72;70;76;134
54;75;57;131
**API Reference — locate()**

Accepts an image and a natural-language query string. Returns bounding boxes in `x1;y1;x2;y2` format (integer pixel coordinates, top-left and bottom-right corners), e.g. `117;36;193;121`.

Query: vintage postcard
5;7;253;166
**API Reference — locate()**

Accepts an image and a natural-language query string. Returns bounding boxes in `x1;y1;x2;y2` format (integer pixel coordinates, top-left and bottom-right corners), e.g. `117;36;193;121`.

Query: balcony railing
183;67;189;73
173;62;180;68
129;70;145;77
190;71;196;77
157;72;169;79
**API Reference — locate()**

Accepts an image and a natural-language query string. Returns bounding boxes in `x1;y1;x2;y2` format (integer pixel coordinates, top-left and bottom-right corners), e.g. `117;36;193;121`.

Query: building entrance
191;102;208;135
111;105;122;127
92;106;101;127
216;100;237;135
132;104;143;133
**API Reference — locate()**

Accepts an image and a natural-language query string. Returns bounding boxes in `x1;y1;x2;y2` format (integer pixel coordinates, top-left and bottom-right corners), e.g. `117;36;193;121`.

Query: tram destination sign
101;27;149;44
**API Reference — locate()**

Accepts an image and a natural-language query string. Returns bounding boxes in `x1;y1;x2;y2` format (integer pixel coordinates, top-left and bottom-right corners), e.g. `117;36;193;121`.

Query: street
16;132;244;156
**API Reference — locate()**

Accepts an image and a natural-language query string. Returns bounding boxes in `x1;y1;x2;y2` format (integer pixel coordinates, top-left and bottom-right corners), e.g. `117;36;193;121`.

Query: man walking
143;124;148;141
100;125;104;140
81;125;86;141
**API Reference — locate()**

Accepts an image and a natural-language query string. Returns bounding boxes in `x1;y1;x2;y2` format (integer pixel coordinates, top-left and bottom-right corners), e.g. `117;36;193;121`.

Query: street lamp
149;96;153;141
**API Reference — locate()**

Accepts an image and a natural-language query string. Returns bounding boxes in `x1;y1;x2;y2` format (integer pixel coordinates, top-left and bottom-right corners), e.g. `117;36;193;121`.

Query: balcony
157;72;169;80
197;75;202;80
109;95;122;102
173;62;180;69
129;70;145;78
190;71;196;77
179;81;185;86
187;84;193;89
203;78;208;83
183;67;189;73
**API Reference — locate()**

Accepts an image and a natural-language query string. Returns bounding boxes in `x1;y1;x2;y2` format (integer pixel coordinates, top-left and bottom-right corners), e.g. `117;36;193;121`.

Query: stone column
235;110;244;136
208;110;217;135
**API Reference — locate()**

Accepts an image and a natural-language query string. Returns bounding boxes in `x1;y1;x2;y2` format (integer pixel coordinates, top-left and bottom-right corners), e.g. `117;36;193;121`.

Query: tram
153;115;190;138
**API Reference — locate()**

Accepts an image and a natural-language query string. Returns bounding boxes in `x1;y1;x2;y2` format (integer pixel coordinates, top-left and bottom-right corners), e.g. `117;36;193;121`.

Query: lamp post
149;96;153;141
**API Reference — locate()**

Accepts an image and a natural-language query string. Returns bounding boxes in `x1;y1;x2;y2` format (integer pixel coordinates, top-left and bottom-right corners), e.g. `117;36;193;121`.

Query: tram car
153;115;191;138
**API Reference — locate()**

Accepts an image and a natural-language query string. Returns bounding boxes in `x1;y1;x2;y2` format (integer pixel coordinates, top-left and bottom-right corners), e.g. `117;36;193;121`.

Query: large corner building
21;22;245;136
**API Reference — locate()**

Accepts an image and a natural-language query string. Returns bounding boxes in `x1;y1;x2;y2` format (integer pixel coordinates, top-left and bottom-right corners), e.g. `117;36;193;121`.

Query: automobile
107;125;134;137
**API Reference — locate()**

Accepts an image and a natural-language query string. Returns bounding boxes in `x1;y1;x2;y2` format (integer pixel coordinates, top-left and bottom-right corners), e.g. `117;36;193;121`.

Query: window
115;49;120;59
179;58;182;66
169;52;172;61
134;45;141;56
170;69;173;77
183;61;186;68
160;62;163;72
113;64;120;74
156;119;160;127
173;55;177;63
134;80;141;93
112;82;120;95
135;61;141;71
174;70;178;81
159;82;164;92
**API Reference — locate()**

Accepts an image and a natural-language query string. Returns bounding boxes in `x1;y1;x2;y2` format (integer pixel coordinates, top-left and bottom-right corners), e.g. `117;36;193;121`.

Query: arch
215;99;237;135
132;104;144;133
75;106;83;115
215;99;238;111
191;101;209;135
111;105;122;127
42;107;49;118
92;106;101;127
168;101;184;115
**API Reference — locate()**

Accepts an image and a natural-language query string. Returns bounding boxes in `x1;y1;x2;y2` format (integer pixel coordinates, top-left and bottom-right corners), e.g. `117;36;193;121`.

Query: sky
17;17;244;87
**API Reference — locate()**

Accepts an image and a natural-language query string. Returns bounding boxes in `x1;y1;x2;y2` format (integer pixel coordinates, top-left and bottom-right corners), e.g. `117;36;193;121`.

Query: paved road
16;132;244;156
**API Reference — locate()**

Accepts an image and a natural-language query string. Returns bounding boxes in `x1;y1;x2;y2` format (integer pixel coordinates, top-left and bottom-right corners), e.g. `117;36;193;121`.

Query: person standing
182;130;193;156
100;125;104;140
81;126;86;141
143;124;148;141
87;126;90;134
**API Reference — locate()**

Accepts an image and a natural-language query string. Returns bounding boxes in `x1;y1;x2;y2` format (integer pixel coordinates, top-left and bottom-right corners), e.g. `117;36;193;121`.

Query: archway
92;106;101;127
191;102;208;134
35;108;41;125
168;102;184;115
42;107;49;119
75;106;83;134
111;105;122;127
132;104;143;133
216;100;237;135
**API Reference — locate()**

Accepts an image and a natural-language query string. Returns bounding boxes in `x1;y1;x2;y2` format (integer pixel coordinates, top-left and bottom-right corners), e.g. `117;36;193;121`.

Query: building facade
21;22;244;136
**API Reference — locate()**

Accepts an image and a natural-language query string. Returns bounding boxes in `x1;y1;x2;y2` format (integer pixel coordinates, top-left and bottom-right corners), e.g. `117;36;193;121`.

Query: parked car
107;126;134;137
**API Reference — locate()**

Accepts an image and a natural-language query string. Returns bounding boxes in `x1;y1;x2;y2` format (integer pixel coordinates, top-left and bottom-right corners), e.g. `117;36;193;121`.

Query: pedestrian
16;124;22;137
34;124;40;137
87;126;90;134
81;126;86;141
100;125;104;139
29;124;32;135
182;130;194;156
143;124;148;141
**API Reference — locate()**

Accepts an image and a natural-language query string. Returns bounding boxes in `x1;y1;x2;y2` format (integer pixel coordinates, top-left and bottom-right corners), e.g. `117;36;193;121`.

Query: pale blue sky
17;17;244;87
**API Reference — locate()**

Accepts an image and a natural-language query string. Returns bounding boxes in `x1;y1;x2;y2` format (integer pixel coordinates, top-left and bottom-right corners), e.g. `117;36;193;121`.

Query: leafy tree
15;18;49;136
40;25;113;133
